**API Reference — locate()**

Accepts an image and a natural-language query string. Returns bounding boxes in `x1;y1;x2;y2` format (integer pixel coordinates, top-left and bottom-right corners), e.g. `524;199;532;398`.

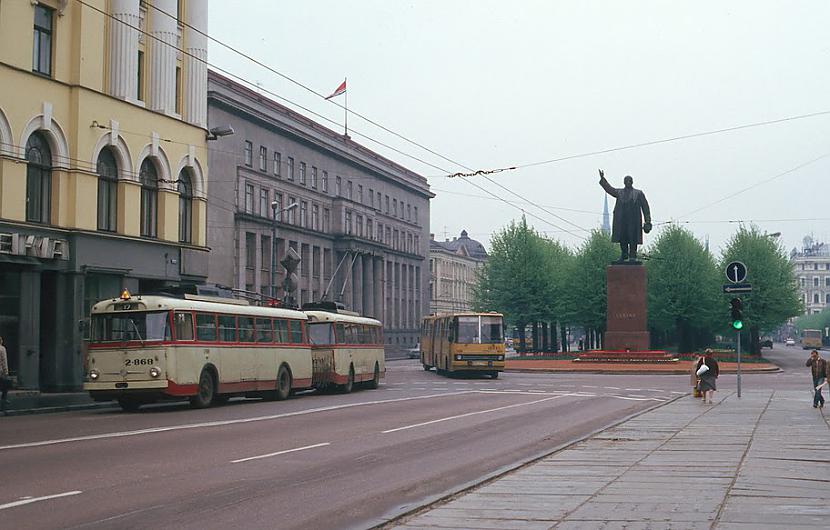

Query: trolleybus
802;329;823;350
419;312;505;378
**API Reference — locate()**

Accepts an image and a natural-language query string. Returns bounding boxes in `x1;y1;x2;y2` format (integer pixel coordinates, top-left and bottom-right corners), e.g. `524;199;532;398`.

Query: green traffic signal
732;319;743;330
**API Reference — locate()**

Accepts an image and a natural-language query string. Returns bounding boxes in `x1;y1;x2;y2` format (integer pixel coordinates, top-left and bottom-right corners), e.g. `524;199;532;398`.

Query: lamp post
271;201;298;300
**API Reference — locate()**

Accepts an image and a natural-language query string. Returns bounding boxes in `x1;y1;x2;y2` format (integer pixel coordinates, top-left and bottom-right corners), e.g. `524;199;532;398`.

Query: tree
720;226;802;354
561;230;618;348
645;224;721;352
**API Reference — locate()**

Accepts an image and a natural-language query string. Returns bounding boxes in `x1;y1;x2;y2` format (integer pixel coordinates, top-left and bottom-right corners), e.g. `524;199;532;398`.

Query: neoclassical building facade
791;238;830;315
0;0;209;390
429;231;488;314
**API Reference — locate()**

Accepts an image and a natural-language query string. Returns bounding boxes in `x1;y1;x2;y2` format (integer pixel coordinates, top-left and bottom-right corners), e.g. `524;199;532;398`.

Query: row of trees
473;219;801;354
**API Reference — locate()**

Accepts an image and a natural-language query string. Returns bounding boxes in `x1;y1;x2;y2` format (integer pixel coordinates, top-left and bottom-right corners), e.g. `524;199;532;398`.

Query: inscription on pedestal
605;264;650;350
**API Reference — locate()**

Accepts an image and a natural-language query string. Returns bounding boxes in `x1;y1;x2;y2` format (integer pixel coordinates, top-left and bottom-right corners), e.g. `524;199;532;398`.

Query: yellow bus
305;305;385;392
802;329;823;350
420;312;505;378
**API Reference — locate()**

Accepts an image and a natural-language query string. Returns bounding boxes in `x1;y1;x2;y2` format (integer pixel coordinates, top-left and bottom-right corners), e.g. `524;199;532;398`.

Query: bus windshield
91;311;171;343
308;322;334;345
455;316;504;344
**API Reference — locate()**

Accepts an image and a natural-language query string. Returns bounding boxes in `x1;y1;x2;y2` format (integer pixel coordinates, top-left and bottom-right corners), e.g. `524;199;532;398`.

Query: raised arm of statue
598;170;619;198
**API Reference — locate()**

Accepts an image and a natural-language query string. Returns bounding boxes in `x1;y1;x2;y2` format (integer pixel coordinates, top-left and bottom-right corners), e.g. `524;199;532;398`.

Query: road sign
723;283;752;294
725;261;747;283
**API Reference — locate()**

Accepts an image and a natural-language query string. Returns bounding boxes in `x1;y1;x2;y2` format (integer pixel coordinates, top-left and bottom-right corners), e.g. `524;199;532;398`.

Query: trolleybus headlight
89;369;100;380
455;354;462;361
149;366;161;378
498;355;504;361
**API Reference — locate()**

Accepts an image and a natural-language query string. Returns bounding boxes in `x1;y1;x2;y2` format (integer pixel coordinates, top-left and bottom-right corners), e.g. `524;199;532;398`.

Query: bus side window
335;323;346;344
255;318;273;343
196;313;216;341
274;319;288;343
288;320;304;344
174;311;194;341
238;317;256;343
218;315;236;342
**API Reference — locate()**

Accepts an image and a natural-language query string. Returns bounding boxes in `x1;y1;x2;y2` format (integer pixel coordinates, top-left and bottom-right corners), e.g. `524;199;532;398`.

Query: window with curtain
139;159;158;237
178;169;193;243
33;4;53;75
97;148;118;231
25;132;52;223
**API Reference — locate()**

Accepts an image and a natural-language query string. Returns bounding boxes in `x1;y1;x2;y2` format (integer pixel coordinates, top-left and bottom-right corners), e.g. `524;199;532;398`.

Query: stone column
148;0;178;115
184;3;207;127
353;253;363;314
363;255;374;318
374;257;384;324
109;0;140;101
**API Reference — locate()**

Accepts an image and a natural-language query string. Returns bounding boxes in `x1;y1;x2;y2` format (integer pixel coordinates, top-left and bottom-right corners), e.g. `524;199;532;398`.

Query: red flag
325;79;347;100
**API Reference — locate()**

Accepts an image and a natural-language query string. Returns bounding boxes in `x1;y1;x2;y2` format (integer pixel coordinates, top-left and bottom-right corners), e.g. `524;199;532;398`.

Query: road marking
582;385;598;388
0;491;82;511
382;394;568;434
231;442;330;464
612;395;666;402
604;386;621;390
625;388;642;391
0;391;475;452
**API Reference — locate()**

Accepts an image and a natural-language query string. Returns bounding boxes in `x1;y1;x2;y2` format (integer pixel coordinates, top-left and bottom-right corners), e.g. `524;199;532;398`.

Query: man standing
806;350;826;408
598;169;652;262
0;336;9;414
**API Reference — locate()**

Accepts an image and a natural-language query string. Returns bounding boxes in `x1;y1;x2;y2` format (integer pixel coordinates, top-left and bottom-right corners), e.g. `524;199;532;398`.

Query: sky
209;0;830;256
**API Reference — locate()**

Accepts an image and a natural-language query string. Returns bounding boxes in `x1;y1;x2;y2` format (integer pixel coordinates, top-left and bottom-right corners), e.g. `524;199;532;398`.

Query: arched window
178;169;192;243
826;293;830;304
96;148;118;231
25;132;52;223
814;293;820;304
139;159;158;237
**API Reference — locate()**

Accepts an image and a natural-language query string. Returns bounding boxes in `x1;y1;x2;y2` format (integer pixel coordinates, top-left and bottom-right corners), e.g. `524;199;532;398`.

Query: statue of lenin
599;169;652;263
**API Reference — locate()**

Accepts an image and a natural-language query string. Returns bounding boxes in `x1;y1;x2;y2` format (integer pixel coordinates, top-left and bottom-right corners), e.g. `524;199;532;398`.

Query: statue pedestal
605;264;650;351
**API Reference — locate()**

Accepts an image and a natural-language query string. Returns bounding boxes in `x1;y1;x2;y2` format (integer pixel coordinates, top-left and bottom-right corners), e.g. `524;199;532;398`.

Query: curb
3;401;117;417
368;392;687;529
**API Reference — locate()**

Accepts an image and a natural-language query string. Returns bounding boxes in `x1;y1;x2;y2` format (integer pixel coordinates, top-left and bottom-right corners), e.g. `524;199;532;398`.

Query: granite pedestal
605;264;650;351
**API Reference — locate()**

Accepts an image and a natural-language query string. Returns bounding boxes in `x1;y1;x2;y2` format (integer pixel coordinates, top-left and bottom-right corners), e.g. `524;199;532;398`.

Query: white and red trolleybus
85;291;315;411
304;303;385;392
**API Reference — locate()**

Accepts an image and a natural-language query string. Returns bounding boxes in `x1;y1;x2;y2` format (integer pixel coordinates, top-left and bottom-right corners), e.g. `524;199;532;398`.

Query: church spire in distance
601;195;611;235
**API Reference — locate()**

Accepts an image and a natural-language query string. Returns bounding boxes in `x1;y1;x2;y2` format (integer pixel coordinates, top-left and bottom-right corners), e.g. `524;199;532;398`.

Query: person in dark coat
806;350;827;408
696;349;719;404
598;169;652;262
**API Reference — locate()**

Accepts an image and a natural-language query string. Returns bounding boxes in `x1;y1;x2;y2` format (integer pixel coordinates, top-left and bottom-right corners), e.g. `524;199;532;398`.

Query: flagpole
344;77;348;137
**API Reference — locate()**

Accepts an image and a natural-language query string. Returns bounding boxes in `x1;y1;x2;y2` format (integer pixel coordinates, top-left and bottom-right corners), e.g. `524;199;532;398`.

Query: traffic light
730;297;743;330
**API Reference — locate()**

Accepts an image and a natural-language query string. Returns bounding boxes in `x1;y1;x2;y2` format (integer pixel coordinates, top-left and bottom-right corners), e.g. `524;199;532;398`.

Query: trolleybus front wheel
118;397;142;412
365;362;380;390
190;369;216;409
490;371;499;379
340;366;355;394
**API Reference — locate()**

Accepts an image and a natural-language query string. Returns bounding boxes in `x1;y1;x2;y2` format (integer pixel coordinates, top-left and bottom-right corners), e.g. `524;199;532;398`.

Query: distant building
429;230;488;313
0;1;209;390
206;71;433;349
791;237;830;315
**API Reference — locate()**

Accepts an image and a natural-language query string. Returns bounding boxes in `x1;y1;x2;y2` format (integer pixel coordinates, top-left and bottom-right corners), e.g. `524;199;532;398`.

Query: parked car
760;339;773;349
785;338;796;346
406;344;421;359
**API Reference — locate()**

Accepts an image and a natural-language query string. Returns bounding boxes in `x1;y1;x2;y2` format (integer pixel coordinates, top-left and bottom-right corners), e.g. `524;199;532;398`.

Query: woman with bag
696;348;719;404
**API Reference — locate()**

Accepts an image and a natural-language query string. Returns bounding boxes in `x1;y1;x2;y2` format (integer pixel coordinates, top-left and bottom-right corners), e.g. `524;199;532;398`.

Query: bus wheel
423;363;432;371
275;365;292;401
340;366;355;394
365;362;380;390
490;371;499;379
190;369;216;409
118;397;141;412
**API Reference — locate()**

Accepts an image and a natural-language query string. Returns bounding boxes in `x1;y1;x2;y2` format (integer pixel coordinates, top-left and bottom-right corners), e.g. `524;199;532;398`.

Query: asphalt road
0;348;809;530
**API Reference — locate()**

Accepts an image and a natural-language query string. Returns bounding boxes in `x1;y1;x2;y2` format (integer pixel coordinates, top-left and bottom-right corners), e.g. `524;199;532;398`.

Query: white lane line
0;391;475;452
231;442;329;464
382;394;568;434
612;395;666;402
0;491;82;511
582;385;598;388
625;388;642;391
604;386;621;390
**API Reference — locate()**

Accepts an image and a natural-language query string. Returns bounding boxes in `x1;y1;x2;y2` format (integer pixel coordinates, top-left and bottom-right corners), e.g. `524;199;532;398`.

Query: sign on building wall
0;233;70;260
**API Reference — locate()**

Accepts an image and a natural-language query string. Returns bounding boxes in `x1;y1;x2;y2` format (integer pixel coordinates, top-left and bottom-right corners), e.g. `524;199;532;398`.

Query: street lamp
271;201;299;300
206;125;235;141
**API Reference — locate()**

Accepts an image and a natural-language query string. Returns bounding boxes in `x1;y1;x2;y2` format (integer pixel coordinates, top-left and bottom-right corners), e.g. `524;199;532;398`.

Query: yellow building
0;0;209;390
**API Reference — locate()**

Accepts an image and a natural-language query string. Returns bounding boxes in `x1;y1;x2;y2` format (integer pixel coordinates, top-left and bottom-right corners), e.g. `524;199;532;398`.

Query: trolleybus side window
195;313;217;341
255;318;273;343
174;311;194;341
288;320;304;344
218;315;236;342
308;321;333;345
274;319;289;343
238;316;256;343
335;323;346;344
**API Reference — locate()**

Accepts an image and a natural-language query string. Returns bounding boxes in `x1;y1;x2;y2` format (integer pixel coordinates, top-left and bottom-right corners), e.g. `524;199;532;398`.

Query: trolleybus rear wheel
190;369;216;409
275;365;292;401
118;397;141;412
365;362;380;390
340;366;355;393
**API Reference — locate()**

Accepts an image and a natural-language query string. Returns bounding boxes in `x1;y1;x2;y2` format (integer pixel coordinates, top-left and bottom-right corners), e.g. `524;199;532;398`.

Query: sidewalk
2;390;112;416
391;390;830;529
506;359;779;374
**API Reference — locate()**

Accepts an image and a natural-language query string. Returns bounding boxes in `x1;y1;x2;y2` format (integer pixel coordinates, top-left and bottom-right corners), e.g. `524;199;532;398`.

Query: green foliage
720;225;803;353
646;224;721;352
561;230;618;331
794;307;830;333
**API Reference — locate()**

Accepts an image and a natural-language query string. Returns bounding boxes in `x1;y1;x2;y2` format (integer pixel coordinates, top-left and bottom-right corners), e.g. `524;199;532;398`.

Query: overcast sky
209;0;830;255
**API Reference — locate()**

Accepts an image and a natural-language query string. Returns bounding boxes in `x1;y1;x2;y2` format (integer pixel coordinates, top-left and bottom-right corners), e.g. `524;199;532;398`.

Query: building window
826;277;830;287
244;141;253;166
311;166;318;189
367;219;373;239
393;199;398;217
96;148;118;232
815;293;820;304
322;171;329;193
299;162;306;185
273;152;281;176
259;146;267;171
358;184;363;204
407;204;411;221
175;66;182;114
25;132;52;224
414;206;418;224
300;200;308;228
137;50;146;101
244;183;254;213
336;176;342;196
347;180;353;200
815;277;820;287
385;195;390;214
369;188;374;207
287;157;295;181
345;210;352;235
245;232;256;269
33;4;53;76
377;191;381;209
323;208;330;232
312;204;319;231
273;192;282;221
178;169;193;243
139;159;159;237
801;278;806;288
260;188;269;218
826;293;830;304
414;235;420;254
288;197;297;224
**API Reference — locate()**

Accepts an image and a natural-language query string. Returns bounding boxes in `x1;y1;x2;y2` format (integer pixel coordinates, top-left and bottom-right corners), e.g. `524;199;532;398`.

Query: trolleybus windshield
91;311;171;343
308;322;334;345
455;316;504;344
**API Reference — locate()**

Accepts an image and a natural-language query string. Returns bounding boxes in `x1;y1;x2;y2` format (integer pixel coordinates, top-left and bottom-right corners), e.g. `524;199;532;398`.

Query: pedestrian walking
806;350;826;409
690;353;703;398
695;348;719;404
0;336;9;415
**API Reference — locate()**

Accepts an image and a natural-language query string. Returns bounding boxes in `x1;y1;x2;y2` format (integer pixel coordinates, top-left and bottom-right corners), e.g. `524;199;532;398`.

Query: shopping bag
696;363;709;377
